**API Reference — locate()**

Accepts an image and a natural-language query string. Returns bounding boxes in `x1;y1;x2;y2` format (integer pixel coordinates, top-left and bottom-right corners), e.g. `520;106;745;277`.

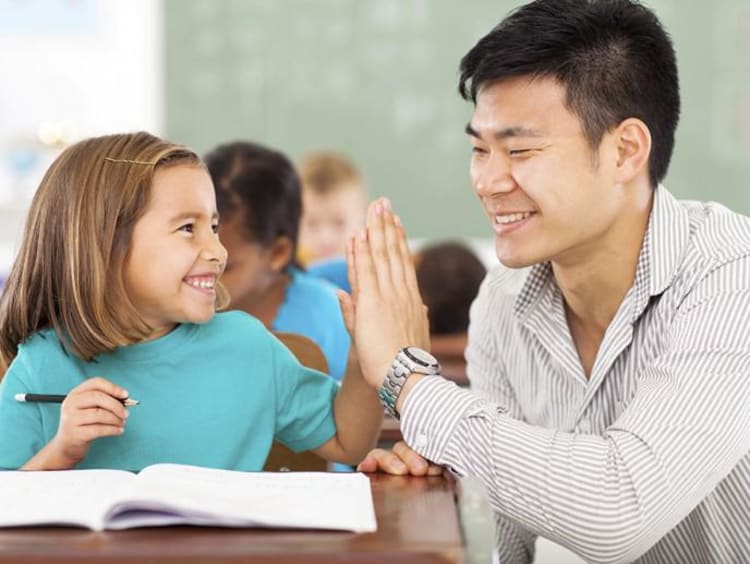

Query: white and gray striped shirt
401;186;750;564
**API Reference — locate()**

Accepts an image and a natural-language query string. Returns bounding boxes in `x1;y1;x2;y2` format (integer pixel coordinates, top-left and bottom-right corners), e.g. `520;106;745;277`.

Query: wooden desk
0;473;464;564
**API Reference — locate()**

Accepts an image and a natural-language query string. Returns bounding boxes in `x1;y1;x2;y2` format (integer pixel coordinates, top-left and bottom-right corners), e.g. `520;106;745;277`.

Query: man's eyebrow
465;123;544;140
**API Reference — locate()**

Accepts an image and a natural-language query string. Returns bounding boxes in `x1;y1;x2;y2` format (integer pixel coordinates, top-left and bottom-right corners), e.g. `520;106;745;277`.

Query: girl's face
123;164;227;340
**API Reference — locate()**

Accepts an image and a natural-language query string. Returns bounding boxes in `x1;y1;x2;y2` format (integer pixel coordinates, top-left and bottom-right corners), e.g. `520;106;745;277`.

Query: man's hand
357;441;443;476
338;198;430;389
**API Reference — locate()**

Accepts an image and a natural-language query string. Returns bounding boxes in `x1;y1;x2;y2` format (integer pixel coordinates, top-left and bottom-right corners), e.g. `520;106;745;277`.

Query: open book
0;463;377;533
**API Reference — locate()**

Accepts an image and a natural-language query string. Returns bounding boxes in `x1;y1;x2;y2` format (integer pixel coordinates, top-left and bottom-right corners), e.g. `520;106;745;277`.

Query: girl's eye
178;223;194;234
211;223;219;234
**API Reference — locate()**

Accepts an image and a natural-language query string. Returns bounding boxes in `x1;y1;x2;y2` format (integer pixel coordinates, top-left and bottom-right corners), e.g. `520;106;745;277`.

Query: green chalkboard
165;0;750;239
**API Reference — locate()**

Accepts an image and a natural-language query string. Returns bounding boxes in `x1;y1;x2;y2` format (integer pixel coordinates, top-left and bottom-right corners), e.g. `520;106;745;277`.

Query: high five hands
337;197;442;476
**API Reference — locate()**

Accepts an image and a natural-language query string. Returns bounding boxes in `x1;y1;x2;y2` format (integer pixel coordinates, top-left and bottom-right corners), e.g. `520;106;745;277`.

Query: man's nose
473;153;517;197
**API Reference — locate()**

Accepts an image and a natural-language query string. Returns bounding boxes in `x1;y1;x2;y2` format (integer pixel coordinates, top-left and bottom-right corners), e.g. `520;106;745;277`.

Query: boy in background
298;152;367;292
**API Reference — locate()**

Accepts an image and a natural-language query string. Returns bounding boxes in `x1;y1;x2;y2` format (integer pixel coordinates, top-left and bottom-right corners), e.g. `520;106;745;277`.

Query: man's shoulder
684;200;750;264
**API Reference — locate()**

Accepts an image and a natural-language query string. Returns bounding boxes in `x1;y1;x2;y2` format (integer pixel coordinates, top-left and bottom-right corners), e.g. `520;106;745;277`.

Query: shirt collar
514;185;690;323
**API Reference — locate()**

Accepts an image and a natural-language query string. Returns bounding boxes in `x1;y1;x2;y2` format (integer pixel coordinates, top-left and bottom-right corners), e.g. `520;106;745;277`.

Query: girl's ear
269;236;293;273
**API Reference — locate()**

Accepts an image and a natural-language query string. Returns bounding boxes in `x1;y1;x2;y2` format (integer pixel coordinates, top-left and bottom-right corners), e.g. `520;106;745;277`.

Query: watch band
379;347;441;420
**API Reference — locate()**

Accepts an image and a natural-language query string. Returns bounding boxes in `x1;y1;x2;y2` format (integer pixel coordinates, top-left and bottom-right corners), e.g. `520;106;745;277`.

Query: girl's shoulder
17;327;66;357
205;310;274;344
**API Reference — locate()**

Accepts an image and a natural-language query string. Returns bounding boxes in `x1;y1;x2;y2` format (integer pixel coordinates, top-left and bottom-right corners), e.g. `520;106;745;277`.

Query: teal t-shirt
273;268;350;382
0;311;338;471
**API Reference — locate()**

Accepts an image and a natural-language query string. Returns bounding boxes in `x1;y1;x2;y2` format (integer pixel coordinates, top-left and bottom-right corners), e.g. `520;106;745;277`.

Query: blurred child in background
297;151;367;292
415;241;486;383
205;141;350;382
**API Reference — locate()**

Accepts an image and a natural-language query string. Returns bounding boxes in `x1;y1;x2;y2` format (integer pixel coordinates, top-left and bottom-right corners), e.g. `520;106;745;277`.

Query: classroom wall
0;0;162;275
164;0;750;239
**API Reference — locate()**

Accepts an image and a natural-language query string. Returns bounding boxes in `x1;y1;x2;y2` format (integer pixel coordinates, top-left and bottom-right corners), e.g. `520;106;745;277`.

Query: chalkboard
165;0;750;239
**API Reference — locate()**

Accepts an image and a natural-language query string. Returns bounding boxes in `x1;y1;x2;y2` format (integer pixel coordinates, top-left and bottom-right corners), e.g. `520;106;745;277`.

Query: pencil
14;393;139;407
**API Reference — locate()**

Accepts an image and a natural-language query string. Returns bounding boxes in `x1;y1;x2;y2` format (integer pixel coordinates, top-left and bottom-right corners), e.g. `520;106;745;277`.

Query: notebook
0;463;377;532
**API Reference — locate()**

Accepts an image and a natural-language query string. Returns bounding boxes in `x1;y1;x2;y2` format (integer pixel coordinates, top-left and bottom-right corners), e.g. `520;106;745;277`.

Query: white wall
0;0;162;277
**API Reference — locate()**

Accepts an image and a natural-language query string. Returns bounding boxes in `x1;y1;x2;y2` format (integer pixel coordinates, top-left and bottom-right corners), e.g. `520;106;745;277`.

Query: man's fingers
366;199;396;293
380;202;409;287
392;441;434;476
356;448;408;475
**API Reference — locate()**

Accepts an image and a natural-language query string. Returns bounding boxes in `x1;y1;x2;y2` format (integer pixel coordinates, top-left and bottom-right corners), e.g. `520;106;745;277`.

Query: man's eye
179;223;194;233
471;146;488;155
508;148;535;157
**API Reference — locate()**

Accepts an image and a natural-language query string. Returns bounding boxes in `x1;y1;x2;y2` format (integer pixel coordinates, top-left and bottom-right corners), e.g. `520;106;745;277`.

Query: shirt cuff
399;376;484;465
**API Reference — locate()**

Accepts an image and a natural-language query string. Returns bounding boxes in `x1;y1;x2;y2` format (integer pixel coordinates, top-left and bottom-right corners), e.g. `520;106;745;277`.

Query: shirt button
414;433;429;449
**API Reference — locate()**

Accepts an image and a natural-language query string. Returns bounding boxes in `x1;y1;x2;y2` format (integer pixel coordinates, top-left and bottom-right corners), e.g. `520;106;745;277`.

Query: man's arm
399;268;750;563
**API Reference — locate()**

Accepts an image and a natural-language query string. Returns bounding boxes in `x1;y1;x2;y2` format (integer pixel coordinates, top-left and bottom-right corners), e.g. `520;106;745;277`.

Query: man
338;1;750;562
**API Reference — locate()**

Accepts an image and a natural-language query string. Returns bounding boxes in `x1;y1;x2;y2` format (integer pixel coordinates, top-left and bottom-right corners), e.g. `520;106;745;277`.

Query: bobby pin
104;157;157;165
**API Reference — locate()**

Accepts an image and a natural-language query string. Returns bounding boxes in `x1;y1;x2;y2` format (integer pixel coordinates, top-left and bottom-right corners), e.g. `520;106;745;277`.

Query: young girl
204;141;350;381
0;132;382;471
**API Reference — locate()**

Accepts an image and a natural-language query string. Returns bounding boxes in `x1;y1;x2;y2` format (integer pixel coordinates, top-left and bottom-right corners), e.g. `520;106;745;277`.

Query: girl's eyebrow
167;210;219;223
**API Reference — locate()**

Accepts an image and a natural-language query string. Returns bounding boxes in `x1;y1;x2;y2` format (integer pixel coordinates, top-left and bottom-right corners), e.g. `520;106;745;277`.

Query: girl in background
204;142;350;381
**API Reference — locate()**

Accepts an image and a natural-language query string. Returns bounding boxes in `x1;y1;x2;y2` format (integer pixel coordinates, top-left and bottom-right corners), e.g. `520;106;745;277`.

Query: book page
105;464;377;532
0;469;135;530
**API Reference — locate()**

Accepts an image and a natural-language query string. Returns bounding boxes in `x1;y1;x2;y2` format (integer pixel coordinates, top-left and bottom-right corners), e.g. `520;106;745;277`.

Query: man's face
468;76;623;269
300;187;366;263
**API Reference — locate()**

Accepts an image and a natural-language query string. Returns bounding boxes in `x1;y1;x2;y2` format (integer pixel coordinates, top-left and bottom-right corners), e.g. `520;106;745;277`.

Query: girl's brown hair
0;132;228;377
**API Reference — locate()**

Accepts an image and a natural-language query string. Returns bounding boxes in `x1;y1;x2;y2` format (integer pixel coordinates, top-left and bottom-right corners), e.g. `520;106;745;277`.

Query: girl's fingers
73;377;128;400
78;424;125;442
65;391;128;420
345;236;358;300
71;407;127;428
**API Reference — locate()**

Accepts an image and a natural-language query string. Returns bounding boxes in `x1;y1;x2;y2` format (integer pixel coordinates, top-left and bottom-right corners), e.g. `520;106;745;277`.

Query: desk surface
0;473;464;564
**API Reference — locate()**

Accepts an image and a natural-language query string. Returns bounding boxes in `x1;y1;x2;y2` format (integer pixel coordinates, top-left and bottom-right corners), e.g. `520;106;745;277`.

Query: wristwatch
379;347;441;419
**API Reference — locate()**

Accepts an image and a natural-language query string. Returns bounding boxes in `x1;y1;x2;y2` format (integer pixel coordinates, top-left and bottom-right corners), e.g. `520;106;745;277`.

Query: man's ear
613;117;652;184
269;236;294;273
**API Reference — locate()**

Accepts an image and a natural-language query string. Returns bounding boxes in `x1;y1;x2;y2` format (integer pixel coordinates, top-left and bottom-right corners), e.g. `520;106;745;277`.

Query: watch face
403;346;439;369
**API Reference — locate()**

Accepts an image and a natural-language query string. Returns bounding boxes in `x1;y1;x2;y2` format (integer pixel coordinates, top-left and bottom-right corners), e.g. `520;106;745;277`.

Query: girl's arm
311;347;383;465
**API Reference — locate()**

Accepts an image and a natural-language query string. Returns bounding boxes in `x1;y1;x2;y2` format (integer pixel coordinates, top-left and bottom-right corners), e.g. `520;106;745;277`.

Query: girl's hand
48;377;130;467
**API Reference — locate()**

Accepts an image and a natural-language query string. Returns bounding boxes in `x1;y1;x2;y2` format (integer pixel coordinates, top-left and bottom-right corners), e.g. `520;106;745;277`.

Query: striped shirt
400;186;750;564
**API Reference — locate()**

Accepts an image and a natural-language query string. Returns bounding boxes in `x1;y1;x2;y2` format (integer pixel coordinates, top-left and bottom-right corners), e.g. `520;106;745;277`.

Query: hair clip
104;156;157;166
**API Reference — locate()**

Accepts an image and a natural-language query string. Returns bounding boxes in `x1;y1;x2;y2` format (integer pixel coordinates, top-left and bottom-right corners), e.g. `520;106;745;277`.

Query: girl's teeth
188;279;214;289
496;212;532;224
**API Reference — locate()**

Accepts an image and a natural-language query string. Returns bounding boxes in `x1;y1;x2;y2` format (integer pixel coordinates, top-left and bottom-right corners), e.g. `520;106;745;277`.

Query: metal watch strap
379;357;411;419
379;347;440;420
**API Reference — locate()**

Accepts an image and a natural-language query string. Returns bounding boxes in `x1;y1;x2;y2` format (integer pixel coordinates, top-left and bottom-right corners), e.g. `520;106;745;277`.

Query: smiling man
345;1;750;563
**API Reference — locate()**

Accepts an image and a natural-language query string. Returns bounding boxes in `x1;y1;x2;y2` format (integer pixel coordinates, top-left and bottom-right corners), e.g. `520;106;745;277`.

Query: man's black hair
459;0;680;187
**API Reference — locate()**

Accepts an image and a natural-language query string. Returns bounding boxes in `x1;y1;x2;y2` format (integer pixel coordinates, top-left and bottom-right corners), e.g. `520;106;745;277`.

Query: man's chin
495;247;537;270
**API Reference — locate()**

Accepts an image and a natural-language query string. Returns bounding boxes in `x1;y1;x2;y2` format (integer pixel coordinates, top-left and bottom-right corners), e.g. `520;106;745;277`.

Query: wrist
395;373;425;415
